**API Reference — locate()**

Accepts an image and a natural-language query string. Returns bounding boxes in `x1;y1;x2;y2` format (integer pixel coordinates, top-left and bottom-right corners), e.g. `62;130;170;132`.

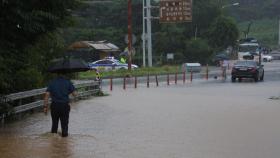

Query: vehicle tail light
248;67;256;72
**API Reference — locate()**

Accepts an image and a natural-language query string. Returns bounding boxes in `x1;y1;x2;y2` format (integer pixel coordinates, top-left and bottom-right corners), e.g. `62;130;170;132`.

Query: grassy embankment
238;18;279;48
79;66;181;79
78;65;214;80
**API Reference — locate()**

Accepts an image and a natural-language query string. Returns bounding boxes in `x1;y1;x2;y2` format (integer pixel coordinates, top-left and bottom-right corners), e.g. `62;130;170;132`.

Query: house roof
68;41;120;52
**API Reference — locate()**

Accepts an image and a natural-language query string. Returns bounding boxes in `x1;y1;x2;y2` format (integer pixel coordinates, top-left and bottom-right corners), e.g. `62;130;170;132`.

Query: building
67;41;120;62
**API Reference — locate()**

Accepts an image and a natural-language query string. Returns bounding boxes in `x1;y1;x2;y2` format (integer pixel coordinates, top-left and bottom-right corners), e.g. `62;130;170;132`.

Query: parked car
231;60;264;82
261;54;273;62
270;51;280;60
242;52;273;62
89;57;138;71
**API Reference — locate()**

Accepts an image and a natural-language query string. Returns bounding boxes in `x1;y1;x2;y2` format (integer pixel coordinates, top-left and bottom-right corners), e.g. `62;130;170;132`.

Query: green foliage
152;0;222;63
223;0;280;47
0;57;10;93
228;0;280;21
153;24;186;63
0;0;243;94
0;0;78;49
95;90;109;97
207;16;239;50
0;0;78;94
63;27;125;48
25;32;66;73
192;0;221;37
184;38;212;64
78;64;215;80
12;68;44;92
79;66;181;79
238;18;278;48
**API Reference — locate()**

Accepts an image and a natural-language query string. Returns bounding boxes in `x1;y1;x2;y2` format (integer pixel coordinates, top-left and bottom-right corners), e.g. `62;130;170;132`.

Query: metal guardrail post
134;76;137;89
123;77;126;90
110;77;113;91
190;68;193;82
167;74;170;85
1;114;4;124
175;72;177;84
206;64;209;80
155;75;158;87
183;71;186;83
147;74;150;88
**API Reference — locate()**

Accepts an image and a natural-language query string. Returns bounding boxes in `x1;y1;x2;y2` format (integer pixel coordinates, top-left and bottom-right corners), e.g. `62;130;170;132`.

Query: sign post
160;0;192;23
142;0;192;68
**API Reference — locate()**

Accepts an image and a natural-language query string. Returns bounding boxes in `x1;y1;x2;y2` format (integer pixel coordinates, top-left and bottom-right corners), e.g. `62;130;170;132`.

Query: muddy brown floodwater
1;81;280;158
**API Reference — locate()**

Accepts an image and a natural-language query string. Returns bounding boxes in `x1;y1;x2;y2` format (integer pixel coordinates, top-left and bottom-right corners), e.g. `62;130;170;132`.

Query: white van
238;42;259;61
182;63;201;72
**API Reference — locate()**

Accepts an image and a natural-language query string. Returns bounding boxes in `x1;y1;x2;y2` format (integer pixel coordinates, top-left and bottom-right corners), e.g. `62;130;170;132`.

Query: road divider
101;65;231;91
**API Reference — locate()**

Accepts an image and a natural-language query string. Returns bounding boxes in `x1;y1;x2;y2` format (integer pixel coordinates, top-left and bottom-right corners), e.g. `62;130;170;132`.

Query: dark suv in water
231;60;264;82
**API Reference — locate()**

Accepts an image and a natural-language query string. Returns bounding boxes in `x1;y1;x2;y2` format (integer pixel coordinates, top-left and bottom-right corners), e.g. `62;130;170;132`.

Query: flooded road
1;80;280;158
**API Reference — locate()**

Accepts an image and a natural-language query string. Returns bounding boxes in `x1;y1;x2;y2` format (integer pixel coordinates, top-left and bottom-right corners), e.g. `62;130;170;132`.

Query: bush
184;38;212;65
95;90;108;97
13;68;44;92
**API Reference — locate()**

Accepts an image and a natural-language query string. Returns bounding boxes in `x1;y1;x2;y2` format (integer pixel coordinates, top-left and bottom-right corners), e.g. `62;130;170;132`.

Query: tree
207;16;239;51
190;0;221;38
184;38;212;65
0;0;78;94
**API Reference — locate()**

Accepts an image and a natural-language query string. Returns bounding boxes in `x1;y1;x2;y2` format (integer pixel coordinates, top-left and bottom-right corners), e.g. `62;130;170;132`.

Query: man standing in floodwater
44;74;76;137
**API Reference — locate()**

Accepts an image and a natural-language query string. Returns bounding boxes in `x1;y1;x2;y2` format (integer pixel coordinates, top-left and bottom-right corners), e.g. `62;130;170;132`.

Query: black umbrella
215;53;230;60
119;51;128;56
47;58;90;73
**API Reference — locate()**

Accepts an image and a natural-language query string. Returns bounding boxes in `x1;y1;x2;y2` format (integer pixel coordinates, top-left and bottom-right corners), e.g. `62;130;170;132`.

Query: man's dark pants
50;102;70;137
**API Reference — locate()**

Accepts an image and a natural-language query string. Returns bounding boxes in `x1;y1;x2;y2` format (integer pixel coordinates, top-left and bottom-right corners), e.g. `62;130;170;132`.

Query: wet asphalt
0;61;280;158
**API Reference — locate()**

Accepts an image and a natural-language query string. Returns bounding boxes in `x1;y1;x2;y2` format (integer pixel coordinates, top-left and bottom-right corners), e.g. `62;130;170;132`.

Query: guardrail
1;80;100;121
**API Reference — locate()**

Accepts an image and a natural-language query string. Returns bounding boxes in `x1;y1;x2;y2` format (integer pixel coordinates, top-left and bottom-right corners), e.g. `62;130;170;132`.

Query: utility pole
128;0;132;71
146;0;153;67
142;0;146;67
143;0;153;67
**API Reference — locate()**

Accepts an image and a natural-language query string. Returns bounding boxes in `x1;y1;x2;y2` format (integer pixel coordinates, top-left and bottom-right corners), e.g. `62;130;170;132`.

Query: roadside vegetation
79;66;181;79
238;18;279;48
1;0;279;95
1;0;238;94
78;65;214;80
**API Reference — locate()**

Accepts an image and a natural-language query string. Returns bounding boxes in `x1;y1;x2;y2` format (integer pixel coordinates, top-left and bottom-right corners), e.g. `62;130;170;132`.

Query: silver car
89;58;138;71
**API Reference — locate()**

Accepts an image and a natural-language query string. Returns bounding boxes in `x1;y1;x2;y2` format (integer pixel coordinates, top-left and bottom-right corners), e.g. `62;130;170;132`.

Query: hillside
227;0;280;21
238;18;279;48
225;0;280;47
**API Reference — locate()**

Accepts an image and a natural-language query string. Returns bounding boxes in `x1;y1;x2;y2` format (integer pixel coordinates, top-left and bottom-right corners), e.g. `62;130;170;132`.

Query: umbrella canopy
214;53;229;60
47;58;90;73
119;51;128;56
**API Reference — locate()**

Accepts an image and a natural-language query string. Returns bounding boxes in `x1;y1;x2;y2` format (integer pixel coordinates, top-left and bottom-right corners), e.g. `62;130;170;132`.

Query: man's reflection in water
48;135;73;158
0;135;73;158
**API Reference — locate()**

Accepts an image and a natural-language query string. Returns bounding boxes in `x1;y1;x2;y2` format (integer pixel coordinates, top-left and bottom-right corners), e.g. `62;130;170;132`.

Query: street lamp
222;2;239;9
